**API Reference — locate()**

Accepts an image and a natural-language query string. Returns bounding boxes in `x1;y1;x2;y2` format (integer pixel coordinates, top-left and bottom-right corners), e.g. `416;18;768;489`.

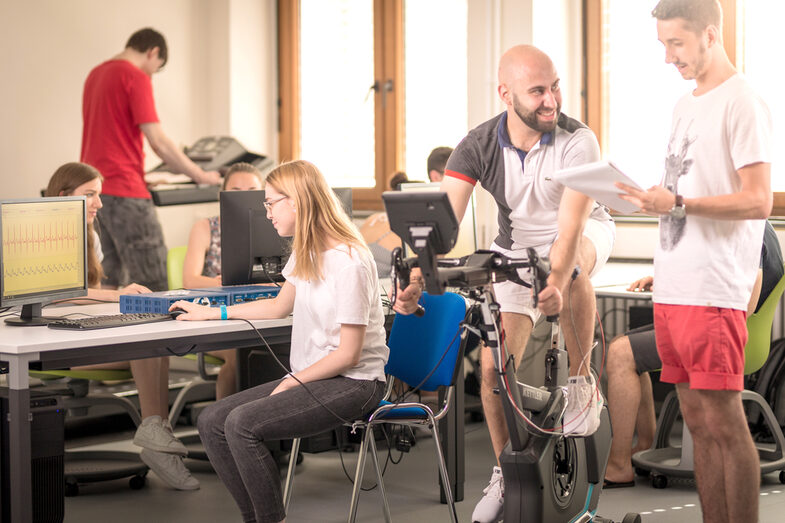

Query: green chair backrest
167;246;188;290
745;264;785;374
30;369;133;381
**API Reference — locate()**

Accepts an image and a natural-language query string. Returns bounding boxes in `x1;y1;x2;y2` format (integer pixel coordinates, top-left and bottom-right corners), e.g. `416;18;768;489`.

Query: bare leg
604;335;639;483
632;372;656;453
129;357;170;419
209;349;238;400
559;238;597;378
72;358;169;419
678;385;759;523
481;312;534;461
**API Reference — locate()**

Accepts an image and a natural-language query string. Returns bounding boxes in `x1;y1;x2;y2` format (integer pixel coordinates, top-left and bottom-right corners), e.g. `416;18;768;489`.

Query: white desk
0;303;293;523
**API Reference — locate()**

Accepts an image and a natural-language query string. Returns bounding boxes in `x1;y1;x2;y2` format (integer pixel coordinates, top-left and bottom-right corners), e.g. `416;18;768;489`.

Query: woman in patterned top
182;162;263;399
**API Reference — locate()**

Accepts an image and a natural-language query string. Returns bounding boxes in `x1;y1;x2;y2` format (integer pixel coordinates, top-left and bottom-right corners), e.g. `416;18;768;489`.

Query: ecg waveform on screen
3;222;81;255
2;202;85;296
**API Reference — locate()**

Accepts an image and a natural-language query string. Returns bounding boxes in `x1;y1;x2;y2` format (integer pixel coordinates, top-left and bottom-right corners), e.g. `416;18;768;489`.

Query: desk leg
438;359;465;503
6;354;35;523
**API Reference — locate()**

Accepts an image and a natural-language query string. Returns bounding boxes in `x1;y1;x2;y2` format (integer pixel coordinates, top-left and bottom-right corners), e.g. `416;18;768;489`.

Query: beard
512;93;561;133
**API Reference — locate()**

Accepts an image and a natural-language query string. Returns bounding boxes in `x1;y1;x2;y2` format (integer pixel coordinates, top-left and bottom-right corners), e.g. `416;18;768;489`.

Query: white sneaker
471;466;504;523
563;374;603;437
140;449;200;490
133;415;188;456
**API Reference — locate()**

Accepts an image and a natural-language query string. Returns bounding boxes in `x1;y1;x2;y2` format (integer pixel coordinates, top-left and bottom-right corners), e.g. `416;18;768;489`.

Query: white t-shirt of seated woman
283;244;389;382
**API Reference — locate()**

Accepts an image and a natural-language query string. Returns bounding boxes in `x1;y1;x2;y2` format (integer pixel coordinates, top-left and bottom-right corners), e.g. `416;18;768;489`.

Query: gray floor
62;420;785;523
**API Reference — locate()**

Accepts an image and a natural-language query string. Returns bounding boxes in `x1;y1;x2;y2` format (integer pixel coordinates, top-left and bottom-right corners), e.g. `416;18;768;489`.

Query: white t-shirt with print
282;244;389;382
653;74;772;311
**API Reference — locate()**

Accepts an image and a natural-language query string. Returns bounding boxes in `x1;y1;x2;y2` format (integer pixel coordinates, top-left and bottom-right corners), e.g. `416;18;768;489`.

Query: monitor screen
0;197;88;325
220;188;354;286
399;182;478;258
220;190;289;285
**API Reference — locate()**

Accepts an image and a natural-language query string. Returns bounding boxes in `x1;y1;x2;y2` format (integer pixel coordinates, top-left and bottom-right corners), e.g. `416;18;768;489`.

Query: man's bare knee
607;335;635;377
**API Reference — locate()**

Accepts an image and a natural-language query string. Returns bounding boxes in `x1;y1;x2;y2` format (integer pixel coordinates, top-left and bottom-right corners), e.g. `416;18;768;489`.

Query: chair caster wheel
129;474;146;490
651;474;668;489
779;470;785;484
64;480;79;497
621;514;642;523
634;466;650;477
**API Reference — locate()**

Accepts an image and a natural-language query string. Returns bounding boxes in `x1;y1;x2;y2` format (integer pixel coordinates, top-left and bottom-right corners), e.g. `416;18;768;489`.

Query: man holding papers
618;1;772;521
394;44;615;523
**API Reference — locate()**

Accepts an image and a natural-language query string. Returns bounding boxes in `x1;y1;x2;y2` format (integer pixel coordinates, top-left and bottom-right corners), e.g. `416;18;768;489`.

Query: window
299;0;376;188
403;0;467;181
279;0;468;209
739;1;785;191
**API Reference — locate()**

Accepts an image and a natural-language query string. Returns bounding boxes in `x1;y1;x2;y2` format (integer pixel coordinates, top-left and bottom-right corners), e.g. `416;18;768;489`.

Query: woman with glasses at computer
171;160;388;523
46;162;200;491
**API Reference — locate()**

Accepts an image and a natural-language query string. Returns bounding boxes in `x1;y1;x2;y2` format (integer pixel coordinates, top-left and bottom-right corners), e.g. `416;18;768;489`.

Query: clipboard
552;160;643;214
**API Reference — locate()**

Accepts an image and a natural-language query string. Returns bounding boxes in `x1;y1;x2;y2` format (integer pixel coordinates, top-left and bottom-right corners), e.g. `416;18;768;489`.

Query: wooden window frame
277;0;404;211
584;0;784;215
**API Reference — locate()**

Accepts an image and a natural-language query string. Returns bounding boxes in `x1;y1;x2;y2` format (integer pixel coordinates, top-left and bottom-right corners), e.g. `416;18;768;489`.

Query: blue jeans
197;376;385;523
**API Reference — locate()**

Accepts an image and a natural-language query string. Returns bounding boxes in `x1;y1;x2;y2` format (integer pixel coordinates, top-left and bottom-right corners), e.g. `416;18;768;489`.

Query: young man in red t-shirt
81;27;220;292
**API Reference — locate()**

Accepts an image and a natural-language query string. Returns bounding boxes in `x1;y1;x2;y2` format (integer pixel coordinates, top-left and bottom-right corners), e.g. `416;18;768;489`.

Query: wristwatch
669;194;686;219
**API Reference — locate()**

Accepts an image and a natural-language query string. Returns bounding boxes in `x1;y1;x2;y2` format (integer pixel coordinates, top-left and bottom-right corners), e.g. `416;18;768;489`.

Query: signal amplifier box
120;289;230;314
195;285;280;304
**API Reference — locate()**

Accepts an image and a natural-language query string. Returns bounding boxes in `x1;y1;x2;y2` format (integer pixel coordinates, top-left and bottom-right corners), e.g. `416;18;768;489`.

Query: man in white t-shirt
618;1;772;521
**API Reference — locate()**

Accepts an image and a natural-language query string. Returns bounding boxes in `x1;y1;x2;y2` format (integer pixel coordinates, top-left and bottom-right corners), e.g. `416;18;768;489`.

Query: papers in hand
552;160;643;214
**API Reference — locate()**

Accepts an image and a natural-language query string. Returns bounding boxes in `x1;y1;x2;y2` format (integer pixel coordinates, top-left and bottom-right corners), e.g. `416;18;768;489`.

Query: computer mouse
169;308;187;319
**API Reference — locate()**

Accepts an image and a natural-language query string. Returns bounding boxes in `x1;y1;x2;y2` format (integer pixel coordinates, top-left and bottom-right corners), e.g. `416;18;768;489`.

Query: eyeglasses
263;196;288;210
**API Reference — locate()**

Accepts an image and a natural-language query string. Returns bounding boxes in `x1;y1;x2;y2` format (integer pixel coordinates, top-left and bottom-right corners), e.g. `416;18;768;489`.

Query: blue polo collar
497;112;553;154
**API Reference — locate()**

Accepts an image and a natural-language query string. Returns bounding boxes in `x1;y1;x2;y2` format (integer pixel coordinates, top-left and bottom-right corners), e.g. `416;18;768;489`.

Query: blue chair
282;291;466;522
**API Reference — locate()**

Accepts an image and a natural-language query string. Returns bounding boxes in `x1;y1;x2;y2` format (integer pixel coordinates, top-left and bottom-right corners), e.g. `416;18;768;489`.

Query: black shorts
626;323;662;375
96;195;168;291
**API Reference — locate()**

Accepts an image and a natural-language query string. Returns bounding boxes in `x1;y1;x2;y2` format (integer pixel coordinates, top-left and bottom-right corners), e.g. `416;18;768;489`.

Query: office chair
29;369;148;496
282;291;467;523
632;268;785;488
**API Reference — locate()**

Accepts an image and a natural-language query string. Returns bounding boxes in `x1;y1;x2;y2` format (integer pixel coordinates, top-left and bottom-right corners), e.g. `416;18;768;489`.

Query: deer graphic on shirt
660;119;695;251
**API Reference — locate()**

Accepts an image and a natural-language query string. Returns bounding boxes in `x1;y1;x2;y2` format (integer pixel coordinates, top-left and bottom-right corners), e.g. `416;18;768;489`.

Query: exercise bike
384;191;640;523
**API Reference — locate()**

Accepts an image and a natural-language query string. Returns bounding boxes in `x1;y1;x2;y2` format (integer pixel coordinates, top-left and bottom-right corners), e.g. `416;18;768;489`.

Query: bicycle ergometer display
382;191;640;523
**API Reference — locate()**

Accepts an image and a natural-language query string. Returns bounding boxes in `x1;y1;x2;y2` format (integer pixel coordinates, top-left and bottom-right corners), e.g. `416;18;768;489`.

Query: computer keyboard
47;312;173;330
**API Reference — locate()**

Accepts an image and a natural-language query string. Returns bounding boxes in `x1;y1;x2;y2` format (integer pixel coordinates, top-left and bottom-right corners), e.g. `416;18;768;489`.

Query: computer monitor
0;197;88;326
220;190;289;285
220;188;353;285
399;182;477;258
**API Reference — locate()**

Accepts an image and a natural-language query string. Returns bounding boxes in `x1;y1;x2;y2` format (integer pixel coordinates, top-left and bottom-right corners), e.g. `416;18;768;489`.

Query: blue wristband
220;304;228;320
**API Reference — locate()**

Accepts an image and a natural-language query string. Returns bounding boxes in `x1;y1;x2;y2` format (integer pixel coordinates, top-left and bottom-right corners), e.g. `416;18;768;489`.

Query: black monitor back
332;187;352;217
220;191;290;285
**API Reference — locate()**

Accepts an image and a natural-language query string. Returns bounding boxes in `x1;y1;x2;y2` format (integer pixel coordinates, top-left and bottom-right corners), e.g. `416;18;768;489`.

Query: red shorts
654;303;747;391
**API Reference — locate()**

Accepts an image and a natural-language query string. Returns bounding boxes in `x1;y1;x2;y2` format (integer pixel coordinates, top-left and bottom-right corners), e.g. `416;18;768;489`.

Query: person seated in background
360;147;455;278
180;162;264;399
46;162;199;490
426;146;454;183
359;171;408;278
604;220;783;488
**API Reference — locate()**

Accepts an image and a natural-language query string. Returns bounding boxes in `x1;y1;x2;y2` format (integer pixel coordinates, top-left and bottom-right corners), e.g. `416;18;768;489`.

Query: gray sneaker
140;449;200;490
133;415;188;456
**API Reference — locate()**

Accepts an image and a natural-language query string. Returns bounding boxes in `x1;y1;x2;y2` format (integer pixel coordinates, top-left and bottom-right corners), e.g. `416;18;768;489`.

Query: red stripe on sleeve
444;169;477;186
